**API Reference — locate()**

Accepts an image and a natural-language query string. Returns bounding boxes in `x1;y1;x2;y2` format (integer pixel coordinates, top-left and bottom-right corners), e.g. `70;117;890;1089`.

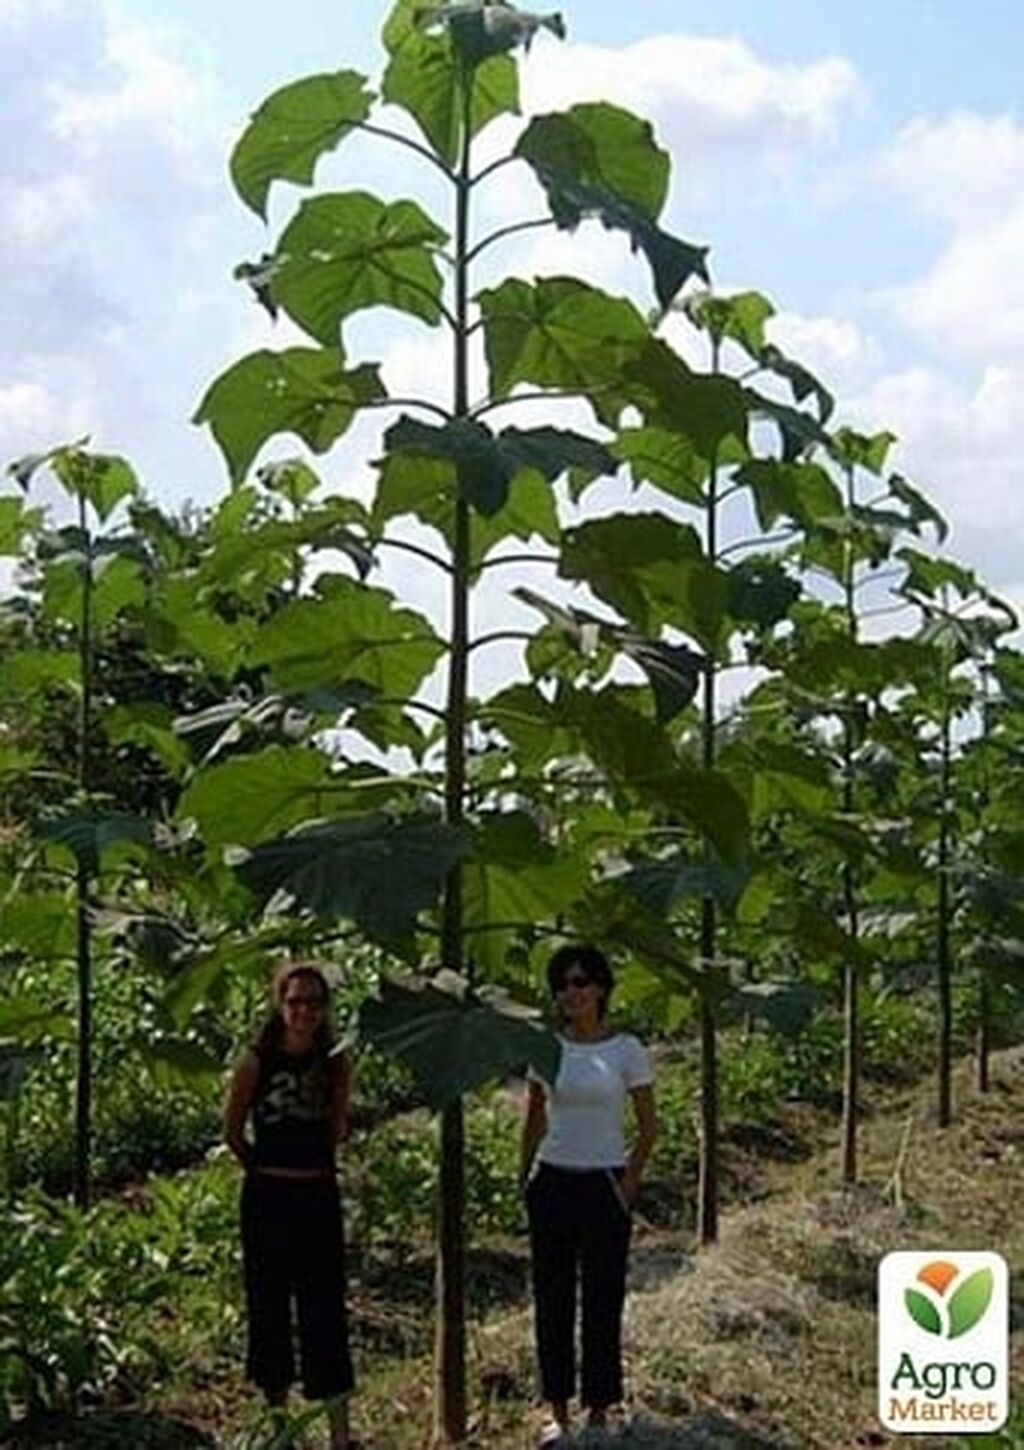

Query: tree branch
354;121;458;182
469;153;523;189
719;529;797;559
477;552;559;572
360;396;453;423
467;630;533;654
466;218;555;265
471;388;609;420
376;535;453;574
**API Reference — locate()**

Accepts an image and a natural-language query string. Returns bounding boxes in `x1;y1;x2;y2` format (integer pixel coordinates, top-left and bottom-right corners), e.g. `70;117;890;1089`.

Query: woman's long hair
252;959;335;1061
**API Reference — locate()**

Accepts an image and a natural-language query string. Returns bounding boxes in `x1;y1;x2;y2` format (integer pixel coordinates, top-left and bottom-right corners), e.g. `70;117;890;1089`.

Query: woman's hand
621;1166;641;1207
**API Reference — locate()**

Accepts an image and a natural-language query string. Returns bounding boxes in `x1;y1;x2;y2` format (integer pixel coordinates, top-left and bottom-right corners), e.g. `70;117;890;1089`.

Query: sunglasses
556;972;593;990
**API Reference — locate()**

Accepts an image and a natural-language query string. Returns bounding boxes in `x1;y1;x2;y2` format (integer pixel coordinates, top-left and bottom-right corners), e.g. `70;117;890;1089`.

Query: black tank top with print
251;1045;334;1171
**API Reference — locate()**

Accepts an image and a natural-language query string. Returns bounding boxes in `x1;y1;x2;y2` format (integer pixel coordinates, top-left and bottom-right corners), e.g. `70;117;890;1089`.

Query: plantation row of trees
2;3;1023;1441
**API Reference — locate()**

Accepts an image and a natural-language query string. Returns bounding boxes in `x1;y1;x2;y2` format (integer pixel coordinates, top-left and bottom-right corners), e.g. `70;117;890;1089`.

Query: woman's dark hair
252;959;335;1060
547;943;615;1021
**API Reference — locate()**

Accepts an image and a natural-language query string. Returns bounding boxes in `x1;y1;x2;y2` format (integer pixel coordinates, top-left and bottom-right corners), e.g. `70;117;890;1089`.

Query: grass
5;1043;1023;1448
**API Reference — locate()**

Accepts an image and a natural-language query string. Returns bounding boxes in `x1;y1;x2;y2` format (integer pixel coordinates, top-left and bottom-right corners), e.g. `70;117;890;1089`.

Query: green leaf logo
904;1287;942;1336
948;1269;994;1339
904;1260;994;1339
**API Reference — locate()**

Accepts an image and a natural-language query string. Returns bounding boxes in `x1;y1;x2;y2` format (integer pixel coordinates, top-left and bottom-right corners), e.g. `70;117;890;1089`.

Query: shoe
538;1420;570;1446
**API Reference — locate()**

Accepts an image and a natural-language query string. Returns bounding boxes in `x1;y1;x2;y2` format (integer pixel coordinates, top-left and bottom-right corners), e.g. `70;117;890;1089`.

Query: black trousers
526;1162;632;1410
241;1173;354;1400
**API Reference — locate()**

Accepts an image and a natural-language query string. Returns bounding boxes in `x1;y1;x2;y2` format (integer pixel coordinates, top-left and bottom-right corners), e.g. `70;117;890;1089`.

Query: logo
878;1251;1008;1435
904;1259;994;1339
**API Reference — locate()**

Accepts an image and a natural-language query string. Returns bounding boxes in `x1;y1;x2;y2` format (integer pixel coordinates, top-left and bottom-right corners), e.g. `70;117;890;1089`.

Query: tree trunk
696;349;720;1245
434;73;473;1446
976;970;990;1094
73;495;94;1210
936;702;952;1127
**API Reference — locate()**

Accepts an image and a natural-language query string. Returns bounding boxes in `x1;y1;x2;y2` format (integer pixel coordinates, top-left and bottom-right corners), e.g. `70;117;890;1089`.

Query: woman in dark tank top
224;959;356;1449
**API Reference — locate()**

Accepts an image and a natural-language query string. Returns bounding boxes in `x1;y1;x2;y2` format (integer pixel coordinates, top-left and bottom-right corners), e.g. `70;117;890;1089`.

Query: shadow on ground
2;1410;216;1448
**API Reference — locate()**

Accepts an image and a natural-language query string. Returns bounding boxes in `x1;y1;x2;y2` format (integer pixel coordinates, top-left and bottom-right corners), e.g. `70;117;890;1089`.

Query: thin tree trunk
839;864;859;1185
976;971;990;1093
839;464;860;1187
936;696;952;1127
73;494;94;1210
696;341;720;1246
434;72;473;1447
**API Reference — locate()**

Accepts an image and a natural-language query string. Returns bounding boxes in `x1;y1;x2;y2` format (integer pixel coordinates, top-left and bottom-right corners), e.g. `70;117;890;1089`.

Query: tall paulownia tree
191;2;739;1437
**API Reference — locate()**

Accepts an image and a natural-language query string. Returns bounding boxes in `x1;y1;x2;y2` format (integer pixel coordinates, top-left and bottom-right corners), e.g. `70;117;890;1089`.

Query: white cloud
879;112;1024;228
0;1;232;496
849;363;1024;546
521;34;863;156
886;203;1024;364
874;114;1024;365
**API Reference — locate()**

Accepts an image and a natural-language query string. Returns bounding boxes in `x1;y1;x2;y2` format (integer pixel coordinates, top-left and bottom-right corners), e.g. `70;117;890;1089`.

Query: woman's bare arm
520;1078;548;1188
328;1051;351;1147
623;1084;657;1204
223;1051;261;1169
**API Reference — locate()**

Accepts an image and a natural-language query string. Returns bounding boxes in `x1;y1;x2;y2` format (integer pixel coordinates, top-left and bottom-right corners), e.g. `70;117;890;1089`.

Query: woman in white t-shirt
521;944;658;1445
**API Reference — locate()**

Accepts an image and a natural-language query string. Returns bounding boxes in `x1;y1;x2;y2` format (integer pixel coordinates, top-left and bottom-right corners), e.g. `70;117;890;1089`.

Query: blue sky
2;0;1023;622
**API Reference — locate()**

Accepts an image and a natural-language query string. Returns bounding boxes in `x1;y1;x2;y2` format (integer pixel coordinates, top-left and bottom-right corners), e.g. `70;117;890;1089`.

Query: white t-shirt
529;1033;653;1169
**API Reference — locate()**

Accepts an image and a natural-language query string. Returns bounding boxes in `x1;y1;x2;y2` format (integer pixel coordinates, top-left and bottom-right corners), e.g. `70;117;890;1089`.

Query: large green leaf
382;0;519;167
620;855;749;915
0;894;75;962
513;586;703;720
745;389;829;462
358;973;560;1107
727;556;800;631
758;344;835;424
463;811;588;966
103;702;191;776
557;685;748;863
625;339;749;456
613;427;708;507
248;575;445;696
147;579;256;680
139;1035;225;1088
732;980;819;1033
194;348;385;486
384;415;512;517
734;459;842;533
559;513;703;633
516;103;707;307
199;498;373;586
480;682;576;771
0;1000;71;1044
830;427;897;476
897;547;976;602
230;71;375;218
236;814;468;941
271;192;448;343
383;415;614;519
476;277;649;420
176;745;336;847
42;552;145;633
888;473;948;543
48;447;139;522
0;495;41;555
685;290;775;357
37;810;152;877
